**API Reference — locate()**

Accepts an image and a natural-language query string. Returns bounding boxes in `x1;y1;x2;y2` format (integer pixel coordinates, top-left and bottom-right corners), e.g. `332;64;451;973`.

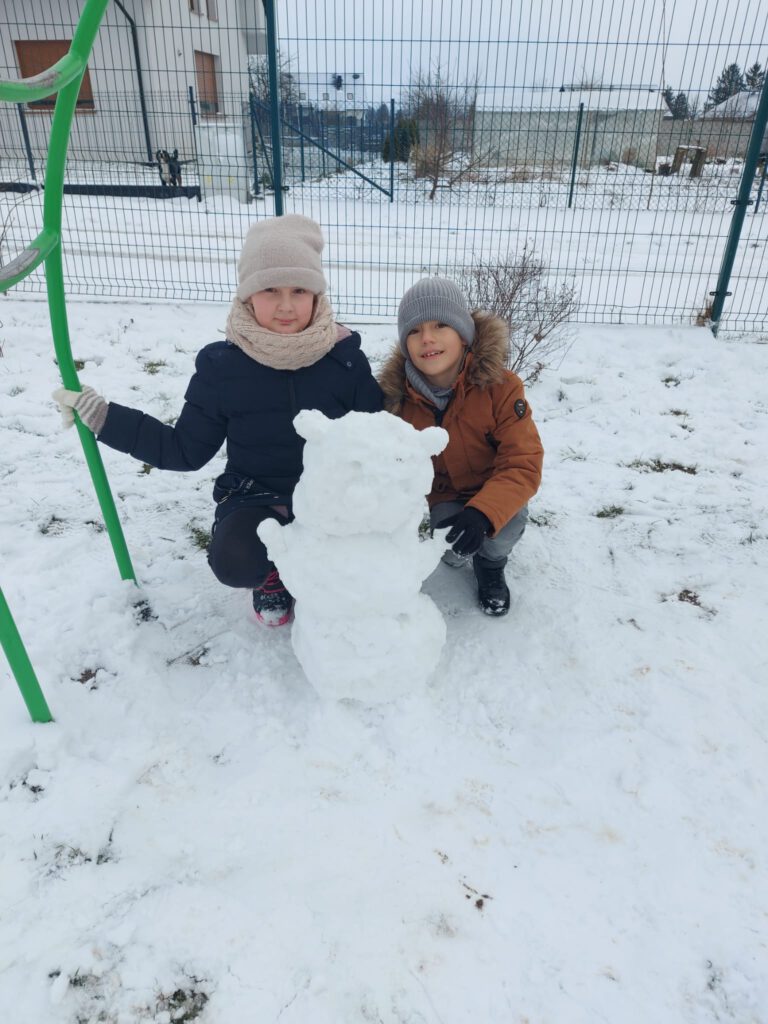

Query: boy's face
406;321;466;388
249;287;315;333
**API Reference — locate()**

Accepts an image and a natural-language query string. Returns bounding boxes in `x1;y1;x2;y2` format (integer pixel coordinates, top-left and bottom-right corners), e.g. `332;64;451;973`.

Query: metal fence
1;0;767;330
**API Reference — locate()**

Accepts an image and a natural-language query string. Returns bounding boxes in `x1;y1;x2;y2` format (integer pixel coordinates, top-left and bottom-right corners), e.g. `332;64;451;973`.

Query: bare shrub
457;247;578;381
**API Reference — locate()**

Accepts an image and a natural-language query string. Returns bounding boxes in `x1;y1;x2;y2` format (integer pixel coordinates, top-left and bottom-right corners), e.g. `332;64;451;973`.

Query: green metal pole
0;586;53;723
262;0;284;214
298;104;306;182
568;102;585;209
389;99;395;201
710;75;768;334
44;18;136;581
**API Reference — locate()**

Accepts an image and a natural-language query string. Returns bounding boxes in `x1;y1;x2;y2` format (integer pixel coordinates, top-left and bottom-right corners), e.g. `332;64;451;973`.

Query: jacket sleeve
351;351;385;412
96;350;227;471
466;377;544;534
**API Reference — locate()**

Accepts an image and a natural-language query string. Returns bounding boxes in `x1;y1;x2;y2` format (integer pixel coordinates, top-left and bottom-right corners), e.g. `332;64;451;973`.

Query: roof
474;86;664;113
700;90;761;119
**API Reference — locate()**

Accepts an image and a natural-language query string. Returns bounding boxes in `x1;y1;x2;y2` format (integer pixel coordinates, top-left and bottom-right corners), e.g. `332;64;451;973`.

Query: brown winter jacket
379;311;544;534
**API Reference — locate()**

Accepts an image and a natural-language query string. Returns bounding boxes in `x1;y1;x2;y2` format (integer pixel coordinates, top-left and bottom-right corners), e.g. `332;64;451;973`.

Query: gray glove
52;385;109;434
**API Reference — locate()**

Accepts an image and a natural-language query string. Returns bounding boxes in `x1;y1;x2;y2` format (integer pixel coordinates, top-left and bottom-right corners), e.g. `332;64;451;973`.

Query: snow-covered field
1;297;766;1022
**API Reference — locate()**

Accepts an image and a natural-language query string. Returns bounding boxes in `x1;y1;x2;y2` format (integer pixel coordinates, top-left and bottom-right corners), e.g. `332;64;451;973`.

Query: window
15;39;94;111
189;0;200;13
194;50;219;116
207;0;218;20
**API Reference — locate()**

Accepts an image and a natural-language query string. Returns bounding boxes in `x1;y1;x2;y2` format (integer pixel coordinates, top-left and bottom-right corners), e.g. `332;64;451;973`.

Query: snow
259;409;448;701
1;296;768;1022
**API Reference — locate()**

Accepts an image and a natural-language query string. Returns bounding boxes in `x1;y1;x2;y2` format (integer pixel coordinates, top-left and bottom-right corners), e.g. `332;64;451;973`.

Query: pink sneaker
252;569;294;626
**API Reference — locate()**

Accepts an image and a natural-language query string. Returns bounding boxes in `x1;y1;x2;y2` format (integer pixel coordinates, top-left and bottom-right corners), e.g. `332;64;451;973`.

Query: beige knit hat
236;215;327;300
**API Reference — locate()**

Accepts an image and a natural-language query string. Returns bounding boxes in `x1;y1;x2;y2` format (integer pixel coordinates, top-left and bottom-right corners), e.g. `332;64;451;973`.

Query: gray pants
431;501;528;568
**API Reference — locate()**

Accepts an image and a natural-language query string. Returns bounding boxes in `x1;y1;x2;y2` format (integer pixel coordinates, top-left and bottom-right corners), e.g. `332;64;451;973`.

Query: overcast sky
276;0;768;105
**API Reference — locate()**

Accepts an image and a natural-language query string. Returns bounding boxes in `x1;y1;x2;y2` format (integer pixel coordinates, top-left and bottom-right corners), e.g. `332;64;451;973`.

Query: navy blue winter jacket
98;332;383;504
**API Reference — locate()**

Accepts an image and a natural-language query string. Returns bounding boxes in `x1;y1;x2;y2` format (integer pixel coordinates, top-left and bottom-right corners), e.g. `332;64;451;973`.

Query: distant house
658;90;767;162
0;0;265;167
472;86;665;169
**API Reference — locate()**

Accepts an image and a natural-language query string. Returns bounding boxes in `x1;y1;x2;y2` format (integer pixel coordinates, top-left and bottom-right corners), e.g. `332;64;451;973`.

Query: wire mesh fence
1;0;767;330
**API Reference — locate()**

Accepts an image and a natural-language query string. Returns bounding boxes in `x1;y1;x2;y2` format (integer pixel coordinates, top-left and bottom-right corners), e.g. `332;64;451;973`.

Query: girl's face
406;321;466;388
249;287;315;333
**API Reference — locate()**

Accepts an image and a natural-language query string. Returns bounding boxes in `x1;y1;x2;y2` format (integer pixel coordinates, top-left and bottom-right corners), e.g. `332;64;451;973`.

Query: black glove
438;507;492;557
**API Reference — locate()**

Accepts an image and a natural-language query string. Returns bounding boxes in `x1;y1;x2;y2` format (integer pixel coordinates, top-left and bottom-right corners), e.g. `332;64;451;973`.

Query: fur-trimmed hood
378;310;510;411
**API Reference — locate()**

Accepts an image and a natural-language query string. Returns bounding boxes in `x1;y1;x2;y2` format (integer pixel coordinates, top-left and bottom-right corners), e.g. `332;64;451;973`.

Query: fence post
298;104;306;181
567;102;584;209
187;86;202;201
389;99;395;202
261;0;284;214
16;103;37;182
710;75;768;334
248;94;261;197
754;156;767;215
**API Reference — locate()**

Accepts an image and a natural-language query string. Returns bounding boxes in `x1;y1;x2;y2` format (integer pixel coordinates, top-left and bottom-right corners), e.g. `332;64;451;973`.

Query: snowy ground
1;297;767;1022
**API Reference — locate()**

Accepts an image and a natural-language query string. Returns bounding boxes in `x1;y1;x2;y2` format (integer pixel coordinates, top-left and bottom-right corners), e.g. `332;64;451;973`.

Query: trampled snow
259;409;448;701
1;297;767;1022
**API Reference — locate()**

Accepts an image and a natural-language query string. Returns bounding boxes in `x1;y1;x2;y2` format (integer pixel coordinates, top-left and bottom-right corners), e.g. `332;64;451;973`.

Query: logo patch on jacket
514;399;527;419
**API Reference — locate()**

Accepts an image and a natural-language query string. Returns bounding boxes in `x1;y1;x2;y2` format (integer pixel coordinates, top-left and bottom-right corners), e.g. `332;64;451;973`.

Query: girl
53;215;383;625
379;277;544;616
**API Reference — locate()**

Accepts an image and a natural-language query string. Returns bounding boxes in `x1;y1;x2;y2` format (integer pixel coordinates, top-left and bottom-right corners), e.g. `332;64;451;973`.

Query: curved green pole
0;586;53;723
1;3;135;580
45;1;136;581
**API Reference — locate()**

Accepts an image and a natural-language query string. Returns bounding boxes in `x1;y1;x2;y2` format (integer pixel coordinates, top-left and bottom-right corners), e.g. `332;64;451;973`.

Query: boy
379;278;544;615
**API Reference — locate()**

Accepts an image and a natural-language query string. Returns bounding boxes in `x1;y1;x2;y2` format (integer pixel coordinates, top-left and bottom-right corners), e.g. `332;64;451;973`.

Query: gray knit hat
236;215;327;300
397;277;475;352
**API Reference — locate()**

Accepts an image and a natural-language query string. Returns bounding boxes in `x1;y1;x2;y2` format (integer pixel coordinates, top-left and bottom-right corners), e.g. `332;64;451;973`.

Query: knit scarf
225;293;339;370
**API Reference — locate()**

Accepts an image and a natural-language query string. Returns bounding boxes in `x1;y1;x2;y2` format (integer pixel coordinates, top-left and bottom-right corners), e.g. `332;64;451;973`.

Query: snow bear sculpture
258;409;449;702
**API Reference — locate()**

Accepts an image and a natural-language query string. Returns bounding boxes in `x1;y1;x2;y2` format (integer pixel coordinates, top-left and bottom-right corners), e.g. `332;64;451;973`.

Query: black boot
473;555;510;616
252;569;294;626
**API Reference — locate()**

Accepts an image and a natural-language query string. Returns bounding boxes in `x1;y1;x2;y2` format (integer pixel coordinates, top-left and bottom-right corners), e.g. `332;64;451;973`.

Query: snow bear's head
292;409;447;536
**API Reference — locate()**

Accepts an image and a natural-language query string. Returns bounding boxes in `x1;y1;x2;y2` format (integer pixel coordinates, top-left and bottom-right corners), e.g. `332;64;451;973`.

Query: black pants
207;506;287;589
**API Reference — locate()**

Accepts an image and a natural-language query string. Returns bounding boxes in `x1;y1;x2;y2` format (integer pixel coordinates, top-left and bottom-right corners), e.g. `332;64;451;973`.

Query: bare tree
248;51;300;127
457;248;578;381
406;64;487;200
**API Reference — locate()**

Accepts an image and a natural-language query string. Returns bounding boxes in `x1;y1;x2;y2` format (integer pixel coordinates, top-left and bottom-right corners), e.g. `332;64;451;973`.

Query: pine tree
706;63;746;109
745;62;765;91
663;87;693;120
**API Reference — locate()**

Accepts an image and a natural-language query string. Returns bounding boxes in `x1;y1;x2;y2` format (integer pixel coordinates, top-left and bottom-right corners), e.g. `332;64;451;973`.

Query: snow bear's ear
294;408;330;442
420;426;449;457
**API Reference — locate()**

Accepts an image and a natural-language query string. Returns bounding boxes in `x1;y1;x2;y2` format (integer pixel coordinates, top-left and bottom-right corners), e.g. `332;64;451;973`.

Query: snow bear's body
258;410;448;702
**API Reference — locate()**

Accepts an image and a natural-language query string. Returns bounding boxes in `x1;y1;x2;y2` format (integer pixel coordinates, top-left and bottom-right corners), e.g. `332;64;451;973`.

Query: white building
0;0;265;167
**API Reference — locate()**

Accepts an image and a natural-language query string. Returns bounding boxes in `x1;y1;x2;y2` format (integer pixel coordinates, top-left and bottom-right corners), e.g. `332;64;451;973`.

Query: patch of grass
133;598;157;623
661;375;681;387
595;505;625;519
188;524;212;551
142;359;167;375
9;385;24;396
78;667;100;688
740;530;762;545
84;519;106;534
561;446;587;461
39;514;67;536
677;589;701;606
529;512;553;527
186;644;210;667
139;462;153;475
156;985;209;1023
628;458;697;475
